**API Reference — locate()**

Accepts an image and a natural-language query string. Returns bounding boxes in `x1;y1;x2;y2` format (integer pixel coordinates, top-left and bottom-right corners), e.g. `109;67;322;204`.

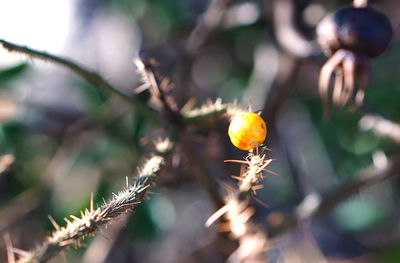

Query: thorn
252;195;269;208
252;185;264;191
205;205;229;227
181;98;197;112
126;176;129;188
224;159;248;164
231;175;244;181
90;192;94;214
135;83;150;93
64;218;73;225
264;168;285;178
248;101;253;112
48;215;61;230
59;239;76;247
70;215;80;221
256;160;273;174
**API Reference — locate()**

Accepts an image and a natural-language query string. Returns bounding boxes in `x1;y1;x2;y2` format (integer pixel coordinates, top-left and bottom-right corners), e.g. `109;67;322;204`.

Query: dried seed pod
317;7;392;58
316;5;393;116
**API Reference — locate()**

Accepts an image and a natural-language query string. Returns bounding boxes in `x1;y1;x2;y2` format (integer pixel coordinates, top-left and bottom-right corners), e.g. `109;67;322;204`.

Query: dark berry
317;7;392;58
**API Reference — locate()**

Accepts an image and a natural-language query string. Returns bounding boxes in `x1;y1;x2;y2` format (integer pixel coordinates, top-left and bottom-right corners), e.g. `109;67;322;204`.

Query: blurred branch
185;0;232;54
12;138;175;263
177;0;232;105
273;154;400;237
0;39;160;123
307;154;400;219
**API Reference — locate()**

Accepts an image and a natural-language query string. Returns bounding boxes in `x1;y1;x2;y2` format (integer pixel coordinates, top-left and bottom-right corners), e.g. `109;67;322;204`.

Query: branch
273;154;400;237
185;0;232;54
12;138;175;263
181;99;242;126
0;39;160;123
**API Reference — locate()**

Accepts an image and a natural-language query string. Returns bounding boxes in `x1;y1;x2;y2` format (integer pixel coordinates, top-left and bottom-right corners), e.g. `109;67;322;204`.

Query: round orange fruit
228;112;267;151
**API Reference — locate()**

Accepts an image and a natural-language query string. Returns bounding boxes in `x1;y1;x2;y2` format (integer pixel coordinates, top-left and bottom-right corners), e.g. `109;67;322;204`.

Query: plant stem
0;39;160;123
271;154;400;237
14;138;175;263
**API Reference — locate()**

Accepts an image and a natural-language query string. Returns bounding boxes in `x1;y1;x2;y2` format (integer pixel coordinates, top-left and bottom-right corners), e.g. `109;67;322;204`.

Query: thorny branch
10;138;174;263
207;150;275;262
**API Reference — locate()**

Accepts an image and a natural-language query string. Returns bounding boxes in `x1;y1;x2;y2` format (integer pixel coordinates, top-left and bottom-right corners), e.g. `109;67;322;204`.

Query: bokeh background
1;0;400;262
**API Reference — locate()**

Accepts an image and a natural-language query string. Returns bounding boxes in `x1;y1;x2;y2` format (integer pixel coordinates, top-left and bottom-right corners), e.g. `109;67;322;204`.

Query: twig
177;0;232;105
0;39;160;123
13;138;175;263
272;154;400;237
185;0;232;54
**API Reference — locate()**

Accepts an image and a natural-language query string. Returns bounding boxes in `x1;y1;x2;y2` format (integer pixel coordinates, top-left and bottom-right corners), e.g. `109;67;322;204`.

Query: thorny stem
8;99;236;263
181;99;243;126
206;148;274;262
13;138;175;263
0;39;160;124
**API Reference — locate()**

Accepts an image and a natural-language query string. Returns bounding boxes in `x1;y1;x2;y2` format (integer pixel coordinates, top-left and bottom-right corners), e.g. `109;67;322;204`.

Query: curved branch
0;39;160;123
272;154;400;237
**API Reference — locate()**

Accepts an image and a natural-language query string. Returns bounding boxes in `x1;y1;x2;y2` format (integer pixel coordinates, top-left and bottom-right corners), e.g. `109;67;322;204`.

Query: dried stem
208;149;274;262
13;138;175;263
0;39;159;123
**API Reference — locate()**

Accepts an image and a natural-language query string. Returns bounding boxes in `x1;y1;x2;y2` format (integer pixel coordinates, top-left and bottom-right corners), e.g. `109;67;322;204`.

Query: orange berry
228;112;267;151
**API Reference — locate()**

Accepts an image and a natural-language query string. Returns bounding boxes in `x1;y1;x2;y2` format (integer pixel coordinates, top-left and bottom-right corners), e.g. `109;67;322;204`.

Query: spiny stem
14;138;175;263
0;39;160;123
181;99;243;126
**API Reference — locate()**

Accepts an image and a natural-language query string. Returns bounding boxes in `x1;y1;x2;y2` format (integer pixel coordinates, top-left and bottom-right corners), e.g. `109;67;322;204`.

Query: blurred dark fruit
317;7;392;58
